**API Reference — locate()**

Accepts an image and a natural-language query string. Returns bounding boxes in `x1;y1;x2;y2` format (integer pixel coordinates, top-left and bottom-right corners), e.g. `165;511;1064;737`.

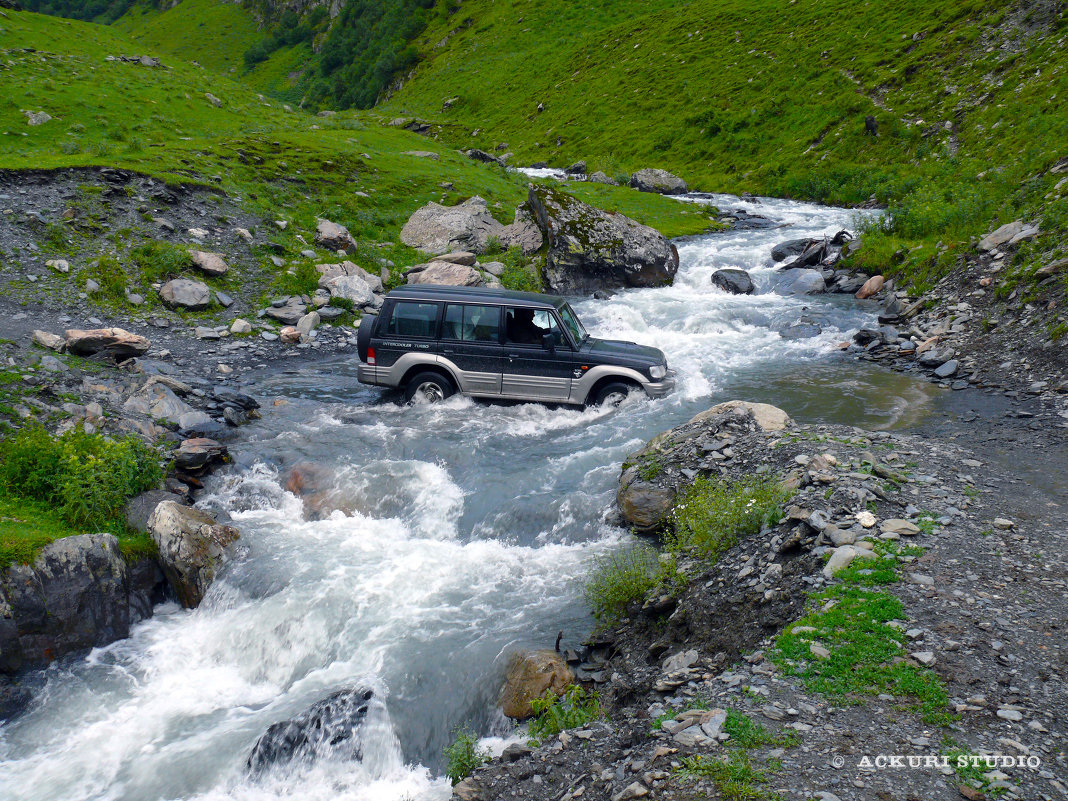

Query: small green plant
723;709;800;749
584;545;680;624
130;241;195;284
442;726;490;785
84;255;128;300
528;685;601;743
669;476;789;562
677;751;778;800
941;737;1009;798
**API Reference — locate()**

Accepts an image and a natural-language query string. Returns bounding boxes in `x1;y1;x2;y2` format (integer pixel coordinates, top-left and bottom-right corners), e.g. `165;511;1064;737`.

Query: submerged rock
527;184;678;294
246;688;375;776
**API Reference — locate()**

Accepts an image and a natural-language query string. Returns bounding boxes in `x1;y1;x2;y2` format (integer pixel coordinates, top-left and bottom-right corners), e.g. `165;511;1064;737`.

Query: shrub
669;476;789;562
584;544;675;624
130;241;195;284
442;726;490;785
528;685;601;744
84;255;128;299
0;425;165;529
498;246;542;292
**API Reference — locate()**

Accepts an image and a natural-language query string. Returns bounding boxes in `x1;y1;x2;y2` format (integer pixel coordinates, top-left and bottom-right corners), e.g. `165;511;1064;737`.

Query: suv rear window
384;302;440;338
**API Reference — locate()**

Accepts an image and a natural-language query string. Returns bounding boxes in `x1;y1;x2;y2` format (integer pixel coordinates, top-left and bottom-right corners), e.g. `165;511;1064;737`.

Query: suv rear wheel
405;371;455;404
591;381;638;408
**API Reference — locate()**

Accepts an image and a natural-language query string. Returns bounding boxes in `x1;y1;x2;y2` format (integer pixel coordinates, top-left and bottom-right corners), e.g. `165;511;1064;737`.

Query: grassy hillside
0;9;708;309
381;0;1068;290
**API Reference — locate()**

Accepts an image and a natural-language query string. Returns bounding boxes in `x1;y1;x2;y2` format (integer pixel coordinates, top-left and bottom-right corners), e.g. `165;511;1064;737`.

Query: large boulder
188;250;229;276
316;261;384;293
64;327;150;359
617;401;792;532
123;382;197;425
500;204;545;254
0;534;140;672
629;168;688;195
147;502;239;608
321;274;375;307
246;688;375;776
500;649;573;719
406;262;484;287
400;196;506;255
159;278;211;310
770;238;817;262
315;219;358;252
526;184;679;294
711;269;754;295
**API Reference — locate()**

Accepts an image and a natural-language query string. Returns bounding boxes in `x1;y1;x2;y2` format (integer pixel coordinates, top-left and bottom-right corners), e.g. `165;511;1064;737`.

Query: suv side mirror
542;332;556;352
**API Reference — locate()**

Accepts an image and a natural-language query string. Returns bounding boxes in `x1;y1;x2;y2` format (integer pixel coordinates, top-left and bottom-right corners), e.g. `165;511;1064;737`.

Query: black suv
356;286;675;405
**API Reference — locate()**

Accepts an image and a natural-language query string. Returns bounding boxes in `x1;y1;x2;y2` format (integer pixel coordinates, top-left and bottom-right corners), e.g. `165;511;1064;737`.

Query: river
0;193;937;801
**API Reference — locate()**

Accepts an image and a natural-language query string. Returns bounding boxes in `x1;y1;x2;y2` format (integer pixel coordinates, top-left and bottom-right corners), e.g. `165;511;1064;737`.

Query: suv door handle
507;353;521;359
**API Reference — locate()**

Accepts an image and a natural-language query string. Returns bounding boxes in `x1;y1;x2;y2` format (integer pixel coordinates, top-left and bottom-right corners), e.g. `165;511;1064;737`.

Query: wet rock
123;382;196;425
246;688;374;775
771;238;816;262
315;219;357;252
0;534;132;673
711;268;754;295
779;268;826;295
616;481;676;534
64;327;150;359
174;437;228;473
159;278;212;311
934;359;959;378
400;196;506;255
406;262;484;287
124;490;184;532
500;649;574;719
527;184;678;294
188;250;229;276
855;274;885;299
147;501;239;608
629;168;688;195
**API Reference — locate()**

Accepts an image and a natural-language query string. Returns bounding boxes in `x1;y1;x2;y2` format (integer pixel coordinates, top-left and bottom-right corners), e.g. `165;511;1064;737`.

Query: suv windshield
559;304;588;344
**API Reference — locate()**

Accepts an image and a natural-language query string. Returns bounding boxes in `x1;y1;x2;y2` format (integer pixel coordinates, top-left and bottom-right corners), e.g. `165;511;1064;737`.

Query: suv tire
591;381;637;408
405;371;455;404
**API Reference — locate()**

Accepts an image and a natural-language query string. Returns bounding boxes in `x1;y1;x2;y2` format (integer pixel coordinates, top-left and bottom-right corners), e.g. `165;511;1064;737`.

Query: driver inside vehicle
506;308;548;344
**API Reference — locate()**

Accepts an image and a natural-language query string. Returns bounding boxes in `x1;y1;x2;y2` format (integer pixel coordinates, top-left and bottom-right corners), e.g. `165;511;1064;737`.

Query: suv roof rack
386;284;566;310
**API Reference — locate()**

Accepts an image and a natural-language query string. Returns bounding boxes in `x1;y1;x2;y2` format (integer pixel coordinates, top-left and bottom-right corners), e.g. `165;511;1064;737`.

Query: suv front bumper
643;370;677;399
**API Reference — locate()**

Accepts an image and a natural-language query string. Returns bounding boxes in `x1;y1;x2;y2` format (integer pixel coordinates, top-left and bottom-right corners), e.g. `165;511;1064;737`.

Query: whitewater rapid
0;194;922;801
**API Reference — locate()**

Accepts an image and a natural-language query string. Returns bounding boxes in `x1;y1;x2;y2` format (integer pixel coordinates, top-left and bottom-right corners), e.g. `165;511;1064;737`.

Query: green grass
941;737;1009;798
677;751;781;801
669;476;791;562
770;545;953;725
377;0;1066;292
583;544;681;625
0;493;155;568
442;726;490;785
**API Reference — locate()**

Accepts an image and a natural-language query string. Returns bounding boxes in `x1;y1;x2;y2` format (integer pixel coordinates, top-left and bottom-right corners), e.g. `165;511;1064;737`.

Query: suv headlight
649;364;666;380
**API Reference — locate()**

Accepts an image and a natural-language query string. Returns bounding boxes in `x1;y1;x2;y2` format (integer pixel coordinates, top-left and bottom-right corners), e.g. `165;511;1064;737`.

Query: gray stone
779;268;826;295
297;311;320;341
400;196;506;255
711;268;754;295
188;250;229;276
160;279;212;311
500;204;545;254
32;330;65;351
432;251;477;266
527;184;678;294
322;274;375;306
148;502;240;608
123;382;196;425
823;545;857;577
215;291;234;308
934;359;958;378
315;219;357;252
978;220;1024;251
588;171;617;185
406;262;484;287
629;168;688;195
64;327;150;359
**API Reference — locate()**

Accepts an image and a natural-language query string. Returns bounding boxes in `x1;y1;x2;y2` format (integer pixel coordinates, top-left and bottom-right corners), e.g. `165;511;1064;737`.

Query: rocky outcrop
406;261;484;287
500;204;544;254
246;688;375;775
500;649;573;719
147;502;239;608
617;401;792;532
0;533;166;673
159;278;211;310
526;184;679;294
400;196;506;255
315;219;358;252
629;168;688;195
711;268;754;295
64;327;150;359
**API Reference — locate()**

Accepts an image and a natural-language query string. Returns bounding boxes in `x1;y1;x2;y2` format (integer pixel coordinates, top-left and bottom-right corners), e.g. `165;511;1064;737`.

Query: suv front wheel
405;371;455;404
590;381;638;408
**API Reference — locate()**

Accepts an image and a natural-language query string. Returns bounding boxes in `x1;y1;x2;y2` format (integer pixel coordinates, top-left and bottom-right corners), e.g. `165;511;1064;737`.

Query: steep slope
381;0;1067;292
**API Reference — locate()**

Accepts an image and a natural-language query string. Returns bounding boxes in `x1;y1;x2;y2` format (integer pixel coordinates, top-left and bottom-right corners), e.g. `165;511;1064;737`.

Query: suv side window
505;307;565;346
384;302;440;338
442;304;501;343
